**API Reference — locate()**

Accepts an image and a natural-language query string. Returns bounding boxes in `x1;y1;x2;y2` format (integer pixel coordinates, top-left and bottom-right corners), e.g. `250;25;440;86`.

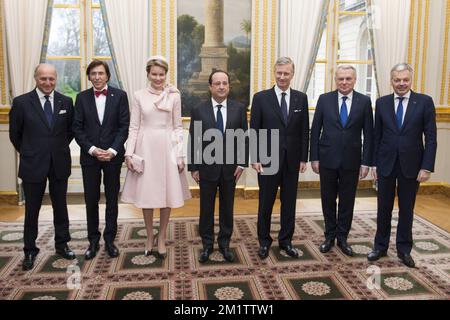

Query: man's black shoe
105;242;119;258
219;247;235;262
337;240;354;257
84;242;100;260
319;239;335;253
280;245;299;258
258;246;269;259
55;245;76;260
398;253;415;268
198;247;213;263
22;253;37;271
367;249;387;261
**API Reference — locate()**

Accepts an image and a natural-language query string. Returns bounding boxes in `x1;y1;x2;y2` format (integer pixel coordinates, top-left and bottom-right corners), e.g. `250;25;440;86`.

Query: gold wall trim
414;0;423;90
443;0;450;105
436;107;450;122
417;182;450;197
325;0;339;91
270;0;276;86
0;192;18;205
161;0;167;56
421;0;430;93
324;1;333;91
261;0;268;89
169;0;175;85
408;0;416;66
0;106;9;124
0;0;7;105
251;0;260;98
297;180;374;190
151;0;158;55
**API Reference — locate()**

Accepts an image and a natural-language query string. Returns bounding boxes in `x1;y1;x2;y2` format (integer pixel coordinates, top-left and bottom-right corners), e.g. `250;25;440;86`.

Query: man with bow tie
9;64;76;270
73;60;130;260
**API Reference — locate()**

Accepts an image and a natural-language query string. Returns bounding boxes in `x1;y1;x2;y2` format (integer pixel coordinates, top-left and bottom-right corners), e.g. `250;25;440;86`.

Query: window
44;0;119;101
307;0;378;106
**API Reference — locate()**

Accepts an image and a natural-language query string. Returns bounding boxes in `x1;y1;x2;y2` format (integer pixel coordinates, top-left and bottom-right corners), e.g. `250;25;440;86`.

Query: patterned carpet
0;210;449;300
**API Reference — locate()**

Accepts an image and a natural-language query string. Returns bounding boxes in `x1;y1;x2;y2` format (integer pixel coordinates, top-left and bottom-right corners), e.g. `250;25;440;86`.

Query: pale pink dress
121;85;191;208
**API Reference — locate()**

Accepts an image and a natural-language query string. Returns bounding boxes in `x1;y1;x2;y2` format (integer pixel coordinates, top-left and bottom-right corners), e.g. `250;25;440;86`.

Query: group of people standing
9;55;436;272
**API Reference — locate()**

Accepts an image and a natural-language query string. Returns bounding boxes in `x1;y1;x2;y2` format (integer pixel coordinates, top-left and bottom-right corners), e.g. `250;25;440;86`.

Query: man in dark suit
310;65;374;256
368;63;437;268
73;60;130;260
188;70;248;263
250;57;309;259
9;64;76;270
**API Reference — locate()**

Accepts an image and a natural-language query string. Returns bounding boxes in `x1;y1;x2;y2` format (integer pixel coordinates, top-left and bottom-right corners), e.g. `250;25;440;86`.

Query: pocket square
59;110;67;114
131;154;144;173
294;109;302;113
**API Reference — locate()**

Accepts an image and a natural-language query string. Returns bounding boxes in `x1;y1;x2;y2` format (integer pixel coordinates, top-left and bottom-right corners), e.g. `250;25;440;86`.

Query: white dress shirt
336;91;368;169
212;98;227;131
394;90;411;126
211;98;245;170
372;90;417;171
274;86;291;113
36;88;54;112
88;84;117;157
94;84;108;125
338;90;354;115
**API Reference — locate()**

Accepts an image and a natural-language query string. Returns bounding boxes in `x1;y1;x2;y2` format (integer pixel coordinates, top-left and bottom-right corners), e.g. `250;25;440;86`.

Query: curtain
279;0;328;92
101;0;150;102
4;0;49;97
367;0;411;97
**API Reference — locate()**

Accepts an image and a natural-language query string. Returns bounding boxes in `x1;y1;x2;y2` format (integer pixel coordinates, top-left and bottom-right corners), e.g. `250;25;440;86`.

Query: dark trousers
257;158;299;248
199;172;236;250
319;166;359;242
374;159;419;254
22;162;70;255
81;163;122;245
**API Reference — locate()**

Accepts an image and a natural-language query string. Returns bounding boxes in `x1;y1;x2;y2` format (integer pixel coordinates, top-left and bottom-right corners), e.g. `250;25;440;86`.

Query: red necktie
94;89;108;98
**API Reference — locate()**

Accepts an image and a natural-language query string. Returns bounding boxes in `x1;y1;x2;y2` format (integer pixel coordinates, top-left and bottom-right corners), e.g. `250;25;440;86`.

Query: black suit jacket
250;87;309;172
9;89;74;183
310;90;374;170
373;91;437;178
73;86;130;166
188;99;249;181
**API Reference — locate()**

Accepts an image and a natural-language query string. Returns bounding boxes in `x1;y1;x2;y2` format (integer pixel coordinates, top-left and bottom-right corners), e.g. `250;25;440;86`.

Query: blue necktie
216;104;224;134
44;95;53;126
396;97;404;129
281;92;288;124
340;96;348;127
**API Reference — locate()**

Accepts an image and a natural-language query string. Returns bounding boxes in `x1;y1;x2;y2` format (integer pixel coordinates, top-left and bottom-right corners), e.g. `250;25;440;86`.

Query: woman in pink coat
121;56;191;259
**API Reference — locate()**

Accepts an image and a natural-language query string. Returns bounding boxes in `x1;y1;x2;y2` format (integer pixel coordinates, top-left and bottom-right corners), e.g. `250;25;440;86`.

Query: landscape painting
177;0;252;116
